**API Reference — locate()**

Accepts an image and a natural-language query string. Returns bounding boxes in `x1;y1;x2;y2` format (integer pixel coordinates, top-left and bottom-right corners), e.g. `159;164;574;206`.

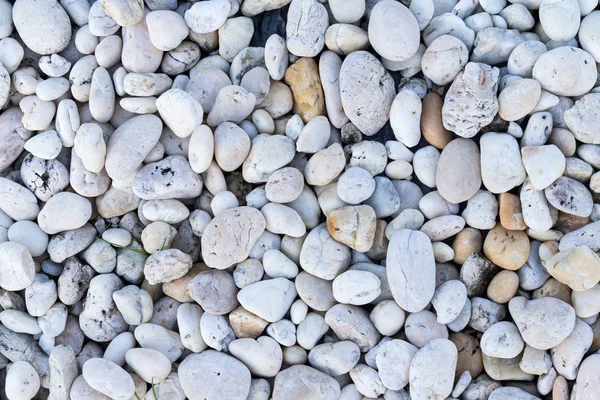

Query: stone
188;270;238;315
421;93;453;149
521;145;566;190
545;176;593;218
0;242;35;291
0;177;40;221
509;296;576;350
551;319;593;379
442;63;499;138
532;47;597;97
422;35;469;86
326;205;377;252
272;365;340;400
325;304;381;352
284;58;325;123
12;0;71;55
390;90;422;148
339;51;395;136
6;361;41;400
499;193;527;231
431;280;468;324
386;230;436;312
332;270;381;305
184;0;230;34
308;341;361;376
228;337;283;377
436;138;482;204
483;224;530;271
369;0;420;62
409;339;458;400
285;0;328;57
545;246;600;291
481;321;524;359
82;358;135;400
575;354;600;400
237;278;296;322
498;79;541;121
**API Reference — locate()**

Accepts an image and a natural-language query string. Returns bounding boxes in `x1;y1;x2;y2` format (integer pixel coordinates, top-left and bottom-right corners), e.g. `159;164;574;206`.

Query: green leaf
96;237;149;256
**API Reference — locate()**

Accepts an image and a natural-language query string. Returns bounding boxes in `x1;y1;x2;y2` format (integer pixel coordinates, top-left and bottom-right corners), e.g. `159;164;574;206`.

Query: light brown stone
365;220;388;261
452;227;483;265
499;193;527;231
487;270;519;304
449;332;483;381
483;224;530;271
228;306;268;339
545;246;600;291
555;212;590;234
482;353;534;381
421;92;453;150
532;278;572;305
284;57;325;123
162;266;206;303
552;375;569;400
326;205;377;252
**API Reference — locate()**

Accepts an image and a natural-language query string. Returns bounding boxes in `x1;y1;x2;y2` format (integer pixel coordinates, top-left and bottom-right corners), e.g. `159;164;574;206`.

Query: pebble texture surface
0;0;600;399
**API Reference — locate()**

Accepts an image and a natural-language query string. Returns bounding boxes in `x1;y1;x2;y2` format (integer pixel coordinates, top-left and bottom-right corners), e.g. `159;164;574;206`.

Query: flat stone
436;138;482;204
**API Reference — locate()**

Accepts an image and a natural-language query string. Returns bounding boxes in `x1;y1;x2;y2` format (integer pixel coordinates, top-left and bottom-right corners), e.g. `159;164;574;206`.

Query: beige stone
162;266;205;303
482;353;534;381
452;227;483;265
532;278;572;305
487;270;519;304
483;224;530;271
499;193;527;231
555;213;590;234
228;307;268;339
421;93;452;150
284;57;325;123
552;375;569;400
545;246;600;291
538;241;559;264
326;205;377;252
449;332;483;381
365;220;388;261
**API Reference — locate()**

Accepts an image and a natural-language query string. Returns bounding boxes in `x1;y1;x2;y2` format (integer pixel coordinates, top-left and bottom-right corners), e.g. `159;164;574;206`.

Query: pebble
238;278;296;322
82;358;135;400
285;0;328;57
431;280;468;324
272;365;340;400
284;58;325;124
436;138;482;204
12;0;71;55
332;270;381;305
532;47;597;96
545;246;600;291
369;1;420;62
509;296;576;350
5;361;40;400
340;51;395;136
422;35;469;86
409;339;458;400
386;230;435;313
521;145;566;190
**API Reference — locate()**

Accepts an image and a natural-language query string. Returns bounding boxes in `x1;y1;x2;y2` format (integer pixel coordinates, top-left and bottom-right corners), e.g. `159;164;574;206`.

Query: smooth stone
405;310;449;347
545;176;593;217
285;0;328;57
521;145;566;190
532;47;597;96
229;337;283;378
431;280;468;324
6;361;41;400
480;321;524;359
82;358;134;400
575;353;600;400
272;365;340;400
0;242;35;291
332;270;381;305
0;177;39;221
325;304;381;352
545;246;600;291
469;297;506;332
178;351;251;400
369;0;420;62
237;278;296;323
284;58;325;123
308;341;361;376
13;0;71;55
436;138;482;204
422;35;469;85
442;63;499;138
551;319;593;379
326;205;376;252
509;296;576;350
409;339;458;400
339;51;395;136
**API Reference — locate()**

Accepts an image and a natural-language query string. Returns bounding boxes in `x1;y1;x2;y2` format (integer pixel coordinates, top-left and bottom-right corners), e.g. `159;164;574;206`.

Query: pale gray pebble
272;365;340;400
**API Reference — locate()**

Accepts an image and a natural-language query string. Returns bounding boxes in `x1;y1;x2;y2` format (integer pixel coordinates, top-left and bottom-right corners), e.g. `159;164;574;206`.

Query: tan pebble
452;227;483;265
483;224;530;271
141;280;164;302
284;57;325;123
162;266;205;303
555;212;590;234
365;220;388;261
487;270;519;304
449;332;483;381
326;205;377;252
532;278;572;305
498;193;526;231
421;92;453;150
552;375;569;400
544;246;600;291
228;306;269;338
538;241;559;264
274;116;291;135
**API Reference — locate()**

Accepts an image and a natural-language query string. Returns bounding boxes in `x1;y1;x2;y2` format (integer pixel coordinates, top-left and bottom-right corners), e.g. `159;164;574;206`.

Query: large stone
545;246;600;291
201;207;266;269
436;138;482;204
284;57;324;123
272;365;340;400
386;229;435;313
